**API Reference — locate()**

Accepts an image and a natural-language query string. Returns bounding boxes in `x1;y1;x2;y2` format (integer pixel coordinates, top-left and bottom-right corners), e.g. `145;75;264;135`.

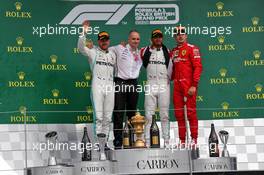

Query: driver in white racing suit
78;21;116;160
140;29;173;148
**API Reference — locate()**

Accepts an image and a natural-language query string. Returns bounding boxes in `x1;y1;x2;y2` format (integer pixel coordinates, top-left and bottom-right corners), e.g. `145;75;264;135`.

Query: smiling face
128;31;140;49
98;39;110;50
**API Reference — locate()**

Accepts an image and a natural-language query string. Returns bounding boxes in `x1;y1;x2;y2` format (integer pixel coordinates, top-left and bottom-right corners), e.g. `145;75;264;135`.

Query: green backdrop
0;0;263;124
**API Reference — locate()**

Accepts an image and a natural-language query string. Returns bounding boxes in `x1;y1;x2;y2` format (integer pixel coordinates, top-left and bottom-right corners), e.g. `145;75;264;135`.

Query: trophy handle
127;119;132;128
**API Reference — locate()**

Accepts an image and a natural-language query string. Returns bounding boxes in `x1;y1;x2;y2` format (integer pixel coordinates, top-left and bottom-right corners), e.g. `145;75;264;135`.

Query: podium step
109;148;191;174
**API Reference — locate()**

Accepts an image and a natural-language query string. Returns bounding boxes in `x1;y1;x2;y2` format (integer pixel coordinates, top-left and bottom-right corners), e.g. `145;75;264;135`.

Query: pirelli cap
98;31;110;40
151;29;163;38
173;26;187;35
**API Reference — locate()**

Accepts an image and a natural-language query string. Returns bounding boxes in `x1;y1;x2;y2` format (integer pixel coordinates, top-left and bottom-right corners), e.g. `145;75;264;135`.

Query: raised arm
77;20;96;64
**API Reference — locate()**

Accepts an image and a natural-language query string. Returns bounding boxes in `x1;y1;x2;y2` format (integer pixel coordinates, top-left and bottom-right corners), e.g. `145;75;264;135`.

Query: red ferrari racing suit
170;42;203;143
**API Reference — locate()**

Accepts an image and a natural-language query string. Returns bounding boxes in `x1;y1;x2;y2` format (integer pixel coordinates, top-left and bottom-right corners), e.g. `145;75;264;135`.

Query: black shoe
114;146;122;150
113;139;122;149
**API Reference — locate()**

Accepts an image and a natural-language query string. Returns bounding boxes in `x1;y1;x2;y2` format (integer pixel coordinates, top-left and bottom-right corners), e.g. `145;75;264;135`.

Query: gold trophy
130;112;147;148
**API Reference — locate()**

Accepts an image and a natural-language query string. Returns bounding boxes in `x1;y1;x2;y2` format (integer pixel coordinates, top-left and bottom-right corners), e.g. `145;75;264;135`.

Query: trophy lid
45;131;58;138
219;130;229;135
132;111;144;120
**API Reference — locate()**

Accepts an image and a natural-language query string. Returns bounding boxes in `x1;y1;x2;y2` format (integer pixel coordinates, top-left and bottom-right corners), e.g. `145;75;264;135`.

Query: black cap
151;29;163;38
98;31;110;40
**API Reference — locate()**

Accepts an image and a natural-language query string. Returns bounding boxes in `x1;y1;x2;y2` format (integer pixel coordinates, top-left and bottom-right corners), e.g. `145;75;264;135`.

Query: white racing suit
78;35;116;138
141;46;172;147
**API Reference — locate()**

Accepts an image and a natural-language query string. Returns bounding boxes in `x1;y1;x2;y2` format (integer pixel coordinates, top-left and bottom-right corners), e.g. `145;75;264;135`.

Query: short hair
129;29;139;35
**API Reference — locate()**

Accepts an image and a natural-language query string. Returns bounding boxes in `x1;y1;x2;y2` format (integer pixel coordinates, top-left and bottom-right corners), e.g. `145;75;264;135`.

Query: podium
109;148;191;174
26;165;74;175
193;157;237;172
25;149;237;174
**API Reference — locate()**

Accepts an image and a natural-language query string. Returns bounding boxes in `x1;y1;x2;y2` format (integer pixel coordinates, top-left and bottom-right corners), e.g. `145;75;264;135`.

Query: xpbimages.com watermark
164;24;232;38
32;24;100;37
32;140;100;154
32;141;221;154
31;24;232;38
97;84;167;95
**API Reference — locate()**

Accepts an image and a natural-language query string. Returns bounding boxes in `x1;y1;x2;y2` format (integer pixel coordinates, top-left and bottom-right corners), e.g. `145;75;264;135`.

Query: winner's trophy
45;131;58;166
219;130;230;157
130;112;147;148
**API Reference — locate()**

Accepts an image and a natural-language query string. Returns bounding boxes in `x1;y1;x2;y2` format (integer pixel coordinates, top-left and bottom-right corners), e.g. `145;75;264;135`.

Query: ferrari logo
181;50;187;56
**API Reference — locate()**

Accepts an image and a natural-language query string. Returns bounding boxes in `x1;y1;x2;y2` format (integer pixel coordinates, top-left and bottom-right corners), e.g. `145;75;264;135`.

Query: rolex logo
244;50;264;66
252;17;259;26
16;36;24;45
15;2;22;11
86;106;93;114
7;36;33;53
43;89;69;105
17;71;25;80
212;102;239;118
5;1;31;19
196;95;204;102
10;105;37;123
76;106;93;122
242;17;264;33
218;36;225;44
221;102;229;110
19;106;26;115
246;84;264;100
216;2;224;10
50;55;58;64
209;36;235;51
210;68;236;85
207;1;233;18
84;72;92;80
75;72;91;88
52;89;60;98
8;72;34;88
255;84;262;92
219;68;227;77
41;55;67;71
253;50;261;59
155;107;160;113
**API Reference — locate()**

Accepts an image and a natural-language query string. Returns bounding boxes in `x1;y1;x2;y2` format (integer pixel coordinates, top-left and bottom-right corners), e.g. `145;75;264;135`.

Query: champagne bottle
81;127;92;161
150;115;160;148
208;123;219;157
129;117;134;147
123;118;130;149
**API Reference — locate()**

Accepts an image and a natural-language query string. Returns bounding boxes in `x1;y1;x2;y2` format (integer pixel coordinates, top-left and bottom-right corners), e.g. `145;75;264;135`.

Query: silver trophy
219;130;230;157
45;131;58;166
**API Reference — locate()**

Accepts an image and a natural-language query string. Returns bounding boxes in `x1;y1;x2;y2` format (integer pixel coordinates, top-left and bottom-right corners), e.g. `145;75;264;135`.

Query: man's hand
82;20;90;34
86;39;93;49
188;86;196;96
120;41;127;47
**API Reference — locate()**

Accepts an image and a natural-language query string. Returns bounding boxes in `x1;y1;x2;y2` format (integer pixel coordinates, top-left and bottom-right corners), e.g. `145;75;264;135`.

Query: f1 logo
60;4;179;25
60;4;134;25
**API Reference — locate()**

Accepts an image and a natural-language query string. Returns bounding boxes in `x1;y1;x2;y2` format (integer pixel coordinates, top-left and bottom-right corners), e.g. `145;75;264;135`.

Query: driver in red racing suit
170;26;203;145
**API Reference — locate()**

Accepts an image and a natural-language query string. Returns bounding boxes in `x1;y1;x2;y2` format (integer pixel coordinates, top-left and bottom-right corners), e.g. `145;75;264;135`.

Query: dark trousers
113;77;139;148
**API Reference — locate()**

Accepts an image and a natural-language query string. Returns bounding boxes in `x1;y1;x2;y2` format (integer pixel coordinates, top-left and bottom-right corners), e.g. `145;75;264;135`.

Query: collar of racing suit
98;47;109;53
149;45;162;51
142;44;170;69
